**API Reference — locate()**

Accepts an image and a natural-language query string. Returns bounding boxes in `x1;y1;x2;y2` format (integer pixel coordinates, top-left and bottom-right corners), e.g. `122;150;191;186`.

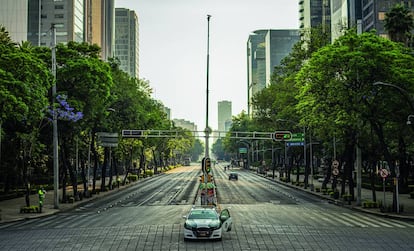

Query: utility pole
51;24;59;209
205;14;211;158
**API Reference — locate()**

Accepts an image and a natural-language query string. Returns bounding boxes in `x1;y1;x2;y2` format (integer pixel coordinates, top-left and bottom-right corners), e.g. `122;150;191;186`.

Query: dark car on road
228;172;238;180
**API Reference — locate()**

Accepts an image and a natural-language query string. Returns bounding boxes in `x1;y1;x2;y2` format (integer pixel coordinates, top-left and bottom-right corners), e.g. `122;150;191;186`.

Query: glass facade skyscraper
115;8;139;78
0;0;28;43
247;29;299;116
218;101;232;132
26;0;85;46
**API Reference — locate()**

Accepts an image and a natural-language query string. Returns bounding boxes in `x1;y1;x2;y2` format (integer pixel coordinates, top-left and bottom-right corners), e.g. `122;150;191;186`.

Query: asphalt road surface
0;163;413;250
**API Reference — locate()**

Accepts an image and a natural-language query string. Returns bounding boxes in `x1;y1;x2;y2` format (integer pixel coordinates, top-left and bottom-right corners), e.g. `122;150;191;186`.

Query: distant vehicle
256;166;267;174
183;157;191;166
183;207;232;241
228;172;238;180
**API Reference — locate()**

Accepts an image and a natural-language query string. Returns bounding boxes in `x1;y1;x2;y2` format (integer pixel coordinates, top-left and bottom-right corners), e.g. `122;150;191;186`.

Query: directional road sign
97;132;118;147
291;133;304;142
272;131;292;141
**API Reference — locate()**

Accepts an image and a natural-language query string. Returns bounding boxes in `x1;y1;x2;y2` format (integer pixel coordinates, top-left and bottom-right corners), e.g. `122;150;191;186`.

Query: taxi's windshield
188;210;217;219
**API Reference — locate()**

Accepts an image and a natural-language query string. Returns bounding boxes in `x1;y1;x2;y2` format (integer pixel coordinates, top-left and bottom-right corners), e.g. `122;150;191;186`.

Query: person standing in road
116;176;121;188
38;187;46;213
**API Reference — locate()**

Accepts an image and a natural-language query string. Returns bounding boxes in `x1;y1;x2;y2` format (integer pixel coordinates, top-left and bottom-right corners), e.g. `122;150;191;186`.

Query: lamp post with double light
407;115;414;125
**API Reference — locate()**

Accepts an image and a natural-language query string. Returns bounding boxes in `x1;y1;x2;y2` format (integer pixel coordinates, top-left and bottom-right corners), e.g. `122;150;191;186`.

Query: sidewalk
0;177;136;223
257;169;414;221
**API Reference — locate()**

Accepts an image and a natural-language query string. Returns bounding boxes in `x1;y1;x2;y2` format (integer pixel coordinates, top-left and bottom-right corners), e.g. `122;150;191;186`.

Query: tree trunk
61;160;67;203
92;135;98;193
323;159;332;190
81;159;88;197
101;147;108;191
23;164;30;207
108;148;113;190
370;121;397;211
139;148;146;177
370;163;377;202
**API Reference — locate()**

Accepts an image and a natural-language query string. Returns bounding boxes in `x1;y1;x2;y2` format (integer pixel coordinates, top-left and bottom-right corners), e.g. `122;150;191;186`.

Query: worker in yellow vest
38;187;46;213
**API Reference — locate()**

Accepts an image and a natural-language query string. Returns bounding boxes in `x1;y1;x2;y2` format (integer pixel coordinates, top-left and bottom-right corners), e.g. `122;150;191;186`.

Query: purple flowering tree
49;94;83;122
48;94;84;202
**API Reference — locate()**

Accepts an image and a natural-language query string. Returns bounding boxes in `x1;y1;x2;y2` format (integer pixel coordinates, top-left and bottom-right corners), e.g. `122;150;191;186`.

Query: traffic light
272;131;292;141
205;158;211;173
207;174;213;182
199;175;205;183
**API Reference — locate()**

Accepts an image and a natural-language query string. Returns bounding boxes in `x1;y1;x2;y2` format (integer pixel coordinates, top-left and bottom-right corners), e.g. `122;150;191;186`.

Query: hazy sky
115;0;299;131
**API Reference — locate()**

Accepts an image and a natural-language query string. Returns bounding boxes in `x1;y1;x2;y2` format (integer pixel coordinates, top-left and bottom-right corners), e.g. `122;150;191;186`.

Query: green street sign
239;147;247;153
291;133;304;142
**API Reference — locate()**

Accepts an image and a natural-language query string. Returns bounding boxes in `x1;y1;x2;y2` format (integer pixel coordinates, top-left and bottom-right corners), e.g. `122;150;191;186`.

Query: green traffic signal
205;157;211;173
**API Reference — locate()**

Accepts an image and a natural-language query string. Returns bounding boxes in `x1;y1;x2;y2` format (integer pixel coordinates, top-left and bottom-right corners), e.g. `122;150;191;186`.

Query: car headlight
184;221;197;230
209;221;221;230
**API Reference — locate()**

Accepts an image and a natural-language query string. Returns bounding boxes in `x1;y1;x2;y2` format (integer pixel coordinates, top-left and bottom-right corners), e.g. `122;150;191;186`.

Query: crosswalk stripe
341;213;377;227
307;211;338;226
355;213;405;228
311;211;354;226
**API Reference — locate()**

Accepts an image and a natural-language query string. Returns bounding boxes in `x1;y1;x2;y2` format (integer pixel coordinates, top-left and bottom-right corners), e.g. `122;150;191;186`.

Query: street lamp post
407;114;414;125
51;24;59;209
373;81;414;112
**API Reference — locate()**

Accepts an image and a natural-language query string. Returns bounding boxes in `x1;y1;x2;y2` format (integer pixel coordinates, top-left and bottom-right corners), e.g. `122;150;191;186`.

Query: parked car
183;207;232;241
228;172;238;180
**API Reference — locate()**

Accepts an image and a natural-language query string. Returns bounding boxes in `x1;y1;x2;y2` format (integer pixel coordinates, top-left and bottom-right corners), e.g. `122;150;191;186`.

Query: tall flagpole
205;15;211;158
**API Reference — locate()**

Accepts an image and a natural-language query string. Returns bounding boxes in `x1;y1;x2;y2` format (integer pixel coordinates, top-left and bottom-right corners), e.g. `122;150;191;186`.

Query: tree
188;138;203;162
296;30;414;207
212;138;229;161
0;25;16;47
223;111;256;163
54;42;112;199
0;29;52;205
252;26;330;185
384;4;414;46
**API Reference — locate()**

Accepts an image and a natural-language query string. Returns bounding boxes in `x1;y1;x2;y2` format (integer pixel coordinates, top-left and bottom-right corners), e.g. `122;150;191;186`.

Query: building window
378;12;386;21
55;5;64;10
55;14;64;18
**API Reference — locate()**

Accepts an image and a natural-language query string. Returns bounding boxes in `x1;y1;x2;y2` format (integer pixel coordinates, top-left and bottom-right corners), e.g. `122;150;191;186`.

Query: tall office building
218;101;232;133
0;0;28;43
330;0;362;42
115;8;139;78
1;0;115;60
361;0;414;38
173;119;198;133
163;107;171;120
299;0;331;40
86;0;115;60
247;29;300;116
26;0;85;46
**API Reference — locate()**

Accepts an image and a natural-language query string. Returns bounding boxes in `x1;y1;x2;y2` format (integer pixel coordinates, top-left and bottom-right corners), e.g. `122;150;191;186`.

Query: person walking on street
116;176;121;188
38;187;46;213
